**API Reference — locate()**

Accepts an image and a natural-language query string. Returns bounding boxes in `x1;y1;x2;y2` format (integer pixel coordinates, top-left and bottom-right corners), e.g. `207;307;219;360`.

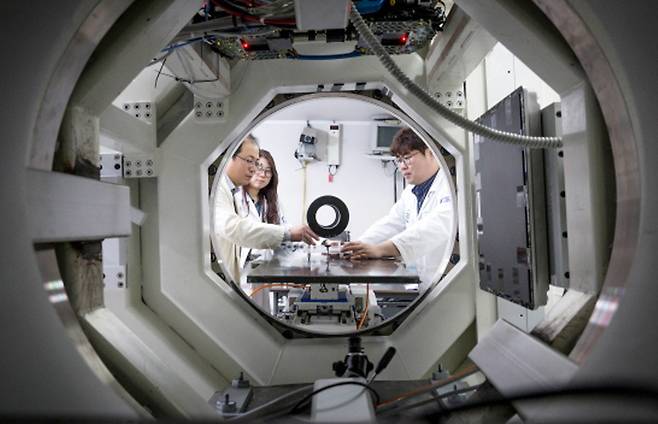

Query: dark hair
233;134;258;158
390;127;428;156
246;149;281;224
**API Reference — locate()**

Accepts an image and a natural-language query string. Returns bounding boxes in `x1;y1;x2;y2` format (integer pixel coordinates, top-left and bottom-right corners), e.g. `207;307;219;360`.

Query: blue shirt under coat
411;171;438;213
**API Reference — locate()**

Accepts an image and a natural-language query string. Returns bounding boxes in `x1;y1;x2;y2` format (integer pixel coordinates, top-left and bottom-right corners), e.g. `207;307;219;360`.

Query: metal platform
245;246;420;285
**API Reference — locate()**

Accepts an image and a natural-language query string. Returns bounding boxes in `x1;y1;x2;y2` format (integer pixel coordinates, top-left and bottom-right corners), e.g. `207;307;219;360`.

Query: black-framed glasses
255;165;273;177
235;154;258;168
393;151;421;167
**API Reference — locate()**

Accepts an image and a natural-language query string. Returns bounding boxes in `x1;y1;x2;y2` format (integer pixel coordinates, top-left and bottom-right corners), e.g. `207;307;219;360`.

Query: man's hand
341;241;382;260
290;225;320;245
341;241;400;260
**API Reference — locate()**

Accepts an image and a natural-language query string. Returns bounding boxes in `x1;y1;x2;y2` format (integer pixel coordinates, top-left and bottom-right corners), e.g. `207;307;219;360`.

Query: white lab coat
236;189;289;312
213;176;284;282
236;190;288;267
359;169;454;289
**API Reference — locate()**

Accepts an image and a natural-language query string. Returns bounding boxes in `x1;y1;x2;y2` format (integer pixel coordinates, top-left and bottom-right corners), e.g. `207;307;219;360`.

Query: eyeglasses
255;165;272;177
393;151;421;167
235;154;258;168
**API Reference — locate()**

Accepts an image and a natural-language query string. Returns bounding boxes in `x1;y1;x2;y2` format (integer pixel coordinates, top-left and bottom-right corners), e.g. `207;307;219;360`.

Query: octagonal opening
208;92;460;337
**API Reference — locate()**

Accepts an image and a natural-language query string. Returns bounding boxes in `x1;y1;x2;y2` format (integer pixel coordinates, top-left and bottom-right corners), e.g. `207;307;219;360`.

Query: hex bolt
144;103;151;109
195;111;203;118
146;159;154;167
136;169;142;176
195;102;202;109
134;103;140;110
125;160;132;167
123;103;130;111
135;160;142;167
218;393;237;414
232;371;250;388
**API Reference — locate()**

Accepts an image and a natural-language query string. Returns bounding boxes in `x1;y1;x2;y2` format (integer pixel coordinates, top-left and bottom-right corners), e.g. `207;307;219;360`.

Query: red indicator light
241;40;250;50
400;33;409;44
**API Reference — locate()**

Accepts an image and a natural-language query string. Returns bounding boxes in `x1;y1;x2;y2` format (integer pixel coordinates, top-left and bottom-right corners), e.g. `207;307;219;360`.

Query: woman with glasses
238;149;291;312
242;149;285;226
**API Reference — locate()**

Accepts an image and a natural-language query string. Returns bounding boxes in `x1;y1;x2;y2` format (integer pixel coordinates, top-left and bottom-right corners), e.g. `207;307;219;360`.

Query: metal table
245;245;420;285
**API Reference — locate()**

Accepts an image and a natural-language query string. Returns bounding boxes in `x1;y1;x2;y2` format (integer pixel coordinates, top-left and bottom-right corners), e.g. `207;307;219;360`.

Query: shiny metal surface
534;0;641;363
245;247;420;285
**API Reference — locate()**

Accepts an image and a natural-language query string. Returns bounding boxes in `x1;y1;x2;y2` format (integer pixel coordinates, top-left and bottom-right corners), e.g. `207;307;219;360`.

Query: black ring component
306;195;349;238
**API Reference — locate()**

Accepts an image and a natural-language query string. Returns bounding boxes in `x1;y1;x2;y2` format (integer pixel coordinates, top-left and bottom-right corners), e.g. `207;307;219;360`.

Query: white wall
251;120;397;238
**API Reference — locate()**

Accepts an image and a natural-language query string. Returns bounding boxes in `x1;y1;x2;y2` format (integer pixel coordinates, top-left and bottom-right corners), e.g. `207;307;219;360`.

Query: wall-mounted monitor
371;120;403;153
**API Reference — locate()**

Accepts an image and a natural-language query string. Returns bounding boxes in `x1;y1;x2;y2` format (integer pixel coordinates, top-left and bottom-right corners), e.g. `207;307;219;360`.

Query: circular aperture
306;195;350;238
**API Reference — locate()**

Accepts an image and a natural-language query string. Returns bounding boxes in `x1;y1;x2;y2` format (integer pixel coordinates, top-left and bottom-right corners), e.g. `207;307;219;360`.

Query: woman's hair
255;149;281;225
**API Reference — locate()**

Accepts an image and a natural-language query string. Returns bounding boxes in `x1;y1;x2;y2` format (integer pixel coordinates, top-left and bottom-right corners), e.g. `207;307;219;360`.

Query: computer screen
374;125;402;152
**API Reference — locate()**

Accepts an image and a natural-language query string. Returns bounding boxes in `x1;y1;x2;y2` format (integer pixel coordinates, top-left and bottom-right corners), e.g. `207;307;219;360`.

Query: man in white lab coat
341;128;454;289
213;135;318;282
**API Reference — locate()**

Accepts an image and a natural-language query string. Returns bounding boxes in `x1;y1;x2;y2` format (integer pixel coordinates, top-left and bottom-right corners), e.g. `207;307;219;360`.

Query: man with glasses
214;134;319;282
341;128;453;290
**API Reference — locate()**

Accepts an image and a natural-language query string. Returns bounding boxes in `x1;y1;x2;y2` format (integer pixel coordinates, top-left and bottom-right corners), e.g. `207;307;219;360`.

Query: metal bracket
121;101;154;123
123;153;158;178
193;97;226;122
99;153;123;178
103;264;127;289
208;386;253;415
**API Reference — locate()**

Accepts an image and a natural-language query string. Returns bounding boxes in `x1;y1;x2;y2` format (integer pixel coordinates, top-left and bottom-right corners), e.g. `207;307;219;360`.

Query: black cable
393;166;398;203
290;381;381;414
154;56;167;88
377;383;483;417
421;383;658;420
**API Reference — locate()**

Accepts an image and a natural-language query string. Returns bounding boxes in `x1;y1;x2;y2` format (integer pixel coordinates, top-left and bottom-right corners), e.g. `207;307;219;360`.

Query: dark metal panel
475;87;549;309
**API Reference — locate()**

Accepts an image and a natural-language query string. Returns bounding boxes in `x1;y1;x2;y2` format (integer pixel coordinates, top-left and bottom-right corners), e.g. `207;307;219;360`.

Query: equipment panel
475;87;549;309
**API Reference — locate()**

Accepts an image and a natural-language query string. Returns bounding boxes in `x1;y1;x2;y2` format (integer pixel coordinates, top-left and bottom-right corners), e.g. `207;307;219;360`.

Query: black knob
332;361;347;377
